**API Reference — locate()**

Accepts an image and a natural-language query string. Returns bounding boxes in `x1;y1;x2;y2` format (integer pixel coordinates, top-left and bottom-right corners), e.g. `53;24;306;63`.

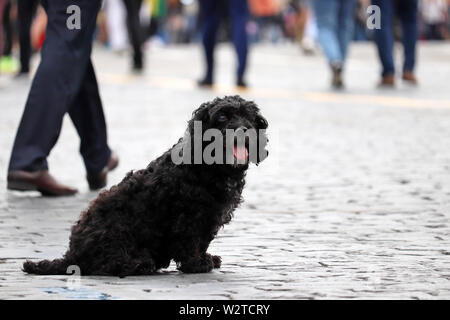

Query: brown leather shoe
7;170;78;196
378;74;395;87
87;152;119;190
402;71;418;85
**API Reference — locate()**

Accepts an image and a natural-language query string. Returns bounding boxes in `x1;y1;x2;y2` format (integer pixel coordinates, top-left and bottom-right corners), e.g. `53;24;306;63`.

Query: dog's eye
218;115;228;122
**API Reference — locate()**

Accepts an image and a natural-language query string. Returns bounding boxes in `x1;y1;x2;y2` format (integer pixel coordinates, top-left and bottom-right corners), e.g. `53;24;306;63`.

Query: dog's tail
23;258;72;275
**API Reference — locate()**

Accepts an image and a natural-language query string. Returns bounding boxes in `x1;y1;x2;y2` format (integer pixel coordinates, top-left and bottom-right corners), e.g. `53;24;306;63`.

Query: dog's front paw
178;256;214;274
204;253;221;268
211;255;221;268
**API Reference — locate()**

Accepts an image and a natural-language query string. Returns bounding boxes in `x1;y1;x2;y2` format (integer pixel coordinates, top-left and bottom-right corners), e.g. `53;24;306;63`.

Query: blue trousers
313;0;356;65
372;0;418;76
8;0;111;175
199;0;249;81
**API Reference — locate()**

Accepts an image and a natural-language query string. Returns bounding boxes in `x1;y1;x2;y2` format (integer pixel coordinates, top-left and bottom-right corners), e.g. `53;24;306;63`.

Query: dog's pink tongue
233;145;248;161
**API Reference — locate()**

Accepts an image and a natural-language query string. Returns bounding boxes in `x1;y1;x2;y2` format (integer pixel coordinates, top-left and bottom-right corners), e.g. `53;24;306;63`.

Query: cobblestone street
1;43;450;299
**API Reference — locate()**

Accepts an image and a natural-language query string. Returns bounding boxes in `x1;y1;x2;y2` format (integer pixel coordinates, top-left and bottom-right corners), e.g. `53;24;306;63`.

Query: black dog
23;96;268;277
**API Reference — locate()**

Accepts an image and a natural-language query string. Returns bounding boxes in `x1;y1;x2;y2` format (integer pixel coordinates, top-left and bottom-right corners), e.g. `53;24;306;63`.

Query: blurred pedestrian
249;0;282;43
16;0;39;76
0;0;7;78
313;0;356;89
7;0;118;196
198;0;249;88
1;1;11;59
105;0;128;52
372;0;419;86
1;0;19;75
420;0;448;40
123;0;145;71
298;0;318;55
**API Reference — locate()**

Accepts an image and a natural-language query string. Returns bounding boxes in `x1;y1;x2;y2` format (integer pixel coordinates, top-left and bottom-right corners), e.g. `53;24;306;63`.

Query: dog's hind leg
98;251;157;277
125;258;157;277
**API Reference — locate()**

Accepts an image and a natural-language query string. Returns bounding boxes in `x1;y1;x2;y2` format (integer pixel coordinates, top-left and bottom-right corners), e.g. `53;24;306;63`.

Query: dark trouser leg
372;0;395;76
199;0;220;82
229;0;249;81
123;0;143;68
426;24;439;40
0;0;5;57
398;0;418;73
8;0;108;173
2;0;12;56
17;0;38;73
68;60;111;175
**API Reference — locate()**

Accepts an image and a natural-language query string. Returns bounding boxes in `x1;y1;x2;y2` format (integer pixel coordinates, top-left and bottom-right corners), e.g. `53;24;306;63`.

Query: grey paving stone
0;43;449;299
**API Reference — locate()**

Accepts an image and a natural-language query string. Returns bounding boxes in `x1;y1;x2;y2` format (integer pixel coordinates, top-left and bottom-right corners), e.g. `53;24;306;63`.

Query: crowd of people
0;0;450;196
0;0;449;84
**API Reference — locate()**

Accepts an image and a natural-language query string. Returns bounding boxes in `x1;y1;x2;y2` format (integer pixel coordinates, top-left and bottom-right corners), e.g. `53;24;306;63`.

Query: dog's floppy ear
192;103;210;122
188;102;211;133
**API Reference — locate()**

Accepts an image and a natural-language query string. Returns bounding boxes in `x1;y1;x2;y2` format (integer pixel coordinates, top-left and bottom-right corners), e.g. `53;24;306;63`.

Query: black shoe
198;78;213;88
236;78;248;89
331;62;344;89
132;53;144;73
132;61;143;73
87;152;119;190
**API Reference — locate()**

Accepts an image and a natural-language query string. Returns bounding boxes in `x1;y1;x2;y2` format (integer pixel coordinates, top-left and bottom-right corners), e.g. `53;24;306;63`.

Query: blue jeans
372;0;418;76
199;0;249;81
313;0;356;65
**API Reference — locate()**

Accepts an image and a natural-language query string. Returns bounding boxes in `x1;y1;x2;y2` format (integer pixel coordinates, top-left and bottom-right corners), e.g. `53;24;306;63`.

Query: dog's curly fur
23;96;268;277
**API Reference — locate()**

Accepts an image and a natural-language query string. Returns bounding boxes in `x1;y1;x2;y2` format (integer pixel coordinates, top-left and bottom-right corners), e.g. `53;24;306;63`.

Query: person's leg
432;24;444;40
228;0;249;85
199;0;220;84
313;0;347;88
8;0;104;173
17;0;38;74
0;0;6;60
106;0;128;51
372;0;395;78
428;24;440;40
337;0;356;63
313;0;341;64
122;0;144;71
68;60;111;176
2;1;12;56
1;1;20;75
398;0;418;76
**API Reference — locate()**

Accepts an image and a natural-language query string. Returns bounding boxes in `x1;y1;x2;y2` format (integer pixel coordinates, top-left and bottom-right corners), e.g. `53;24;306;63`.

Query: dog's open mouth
231;142;249;167
233;144;249;162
